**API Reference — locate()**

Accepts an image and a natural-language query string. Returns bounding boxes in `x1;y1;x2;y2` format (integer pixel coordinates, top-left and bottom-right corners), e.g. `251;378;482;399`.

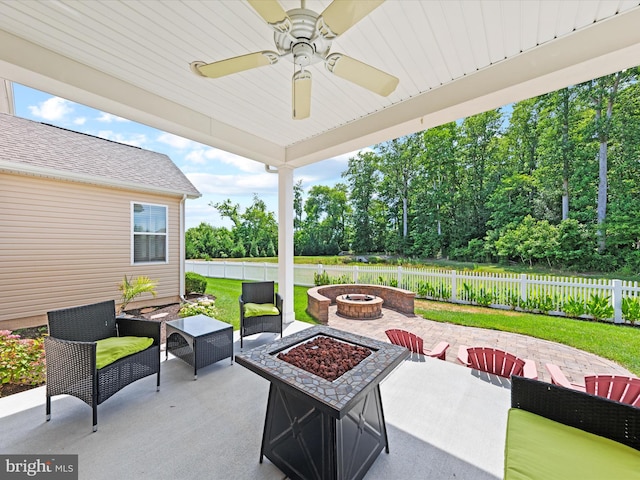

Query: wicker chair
239;281;283;349
45;300;160;432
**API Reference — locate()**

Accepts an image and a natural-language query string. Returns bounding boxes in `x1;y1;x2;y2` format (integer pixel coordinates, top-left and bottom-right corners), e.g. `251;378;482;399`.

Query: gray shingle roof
0;113;200;198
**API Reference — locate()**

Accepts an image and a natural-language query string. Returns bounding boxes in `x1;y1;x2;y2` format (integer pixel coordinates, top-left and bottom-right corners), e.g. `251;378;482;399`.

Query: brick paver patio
328;305;633;385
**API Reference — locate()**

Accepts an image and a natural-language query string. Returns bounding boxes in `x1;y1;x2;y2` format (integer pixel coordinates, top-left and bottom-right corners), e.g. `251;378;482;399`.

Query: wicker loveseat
45;300;161;432
506;376;640;480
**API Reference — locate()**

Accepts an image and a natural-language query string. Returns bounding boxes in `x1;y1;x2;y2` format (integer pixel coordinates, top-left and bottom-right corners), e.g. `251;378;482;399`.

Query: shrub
313;272;351;286
506;291;521;310
0;330;45;386
314;271;331;286
185;272;207;294
585;294;614;321
622;296;640;324
179;299;218;318
562;297;586;318
475;287;494;307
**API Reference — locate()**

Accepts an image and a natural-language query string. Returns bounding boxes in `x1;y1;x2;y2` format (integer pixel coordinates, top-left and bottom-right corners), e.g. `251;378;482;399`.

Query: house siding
0;172;183;329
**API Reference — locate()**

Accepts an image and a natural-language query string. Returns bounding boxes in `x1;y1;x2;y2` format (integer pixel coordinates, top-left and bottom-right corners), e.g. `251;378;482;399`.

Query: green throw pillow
504;408;640;480
244;302;279;318
96;336;154;370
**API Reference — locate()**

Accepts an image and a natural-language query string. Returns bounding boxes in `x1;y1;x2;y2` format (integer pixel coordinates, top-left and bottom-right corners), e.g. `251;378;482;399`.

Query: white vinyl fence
186;260;640;324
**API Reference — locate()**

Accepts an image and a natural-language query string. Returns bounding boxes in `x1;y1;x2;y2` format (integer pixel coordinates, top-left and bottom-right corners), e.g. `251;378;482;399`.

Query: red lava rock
277;336;372;382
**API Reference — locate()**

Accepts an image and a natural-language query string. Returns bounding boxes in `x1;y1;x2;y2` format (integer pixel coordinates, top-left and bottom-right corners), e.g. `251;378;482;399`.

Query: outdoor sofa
505;376;640;479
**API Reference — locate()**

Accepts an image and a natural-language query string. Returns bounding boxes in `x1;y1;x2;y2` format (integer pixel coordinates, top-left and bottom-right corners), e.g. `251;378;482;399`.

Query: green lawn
416;300;640;376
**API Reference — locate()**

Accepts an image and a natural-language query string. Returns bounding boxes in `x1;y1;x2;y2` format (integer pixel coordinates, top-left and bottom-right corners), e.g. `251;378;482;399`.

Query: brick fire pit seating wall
307;284;415;324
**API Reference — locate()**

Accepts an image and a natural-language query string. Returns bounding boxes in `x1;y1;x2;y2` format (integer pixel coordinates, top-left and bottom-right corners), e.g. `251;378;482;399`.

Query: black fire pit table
235;325;409;480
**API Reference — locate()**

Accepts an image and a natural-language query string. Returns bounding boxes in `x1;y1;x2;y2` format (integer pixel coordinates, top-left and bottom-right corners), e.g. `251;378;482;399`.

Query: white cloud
187;172;278;196
157;132;195;149
184;147;264;173
27;97;72;121
96;130;147;147
73;117;87;125
96;112;129;123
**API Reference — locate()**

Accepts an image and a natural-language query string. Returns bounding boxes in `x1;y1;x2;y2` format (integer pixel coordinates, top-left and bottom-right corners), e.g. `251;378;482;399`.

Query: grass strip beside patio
416;300;640;377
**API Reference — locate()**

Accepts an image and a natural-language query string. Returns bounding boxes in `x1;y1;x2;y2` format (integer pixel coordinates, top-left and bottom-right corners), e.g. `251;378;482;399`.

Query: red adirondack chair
545;363;586;392
457;345;537;379
385;329;450;360
585;374;640;407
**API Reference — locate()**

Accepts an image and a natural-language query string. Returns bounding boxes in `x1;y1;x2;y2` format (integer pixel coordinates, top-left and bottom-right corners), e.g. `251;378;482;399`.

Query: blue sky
12;83;361;229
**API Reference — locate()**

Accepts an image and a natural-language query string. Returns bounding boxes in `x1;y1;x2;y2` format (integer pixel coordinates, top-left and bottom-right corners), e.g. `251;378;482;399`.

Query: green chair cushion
243;302;279;318
504;408;640;480
96;336;154;370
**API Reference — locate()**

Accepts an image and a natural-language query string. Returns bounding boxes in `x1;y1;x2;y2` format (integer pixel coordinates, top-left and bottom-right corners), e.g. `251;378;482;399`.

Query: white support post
278;166;295;324
612;279;623;324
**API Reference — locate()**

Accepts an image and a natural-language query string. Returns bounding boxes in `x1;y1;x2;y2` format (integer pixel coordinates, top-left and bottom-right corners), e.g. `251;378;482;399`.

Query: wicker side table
165;315;233;379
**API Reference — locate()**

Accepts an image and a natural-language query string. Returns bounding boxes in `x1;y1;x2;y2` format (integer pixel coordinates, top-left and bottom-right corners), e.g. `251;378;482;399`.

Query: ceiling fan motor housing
275;8;331;65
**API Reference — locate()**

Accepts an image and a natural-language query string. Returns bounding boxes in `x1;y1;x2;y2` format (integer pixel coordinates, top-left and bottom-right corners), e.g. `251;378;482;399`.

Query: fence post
451;270;457;301
612;279;623;324
520;274;528;304
354;265;359;284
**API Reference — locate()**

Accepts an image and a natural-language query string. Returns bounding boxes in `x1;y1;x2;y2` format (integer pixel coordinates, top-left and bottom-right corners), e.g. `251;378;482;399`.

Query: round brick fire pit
335;294;384;319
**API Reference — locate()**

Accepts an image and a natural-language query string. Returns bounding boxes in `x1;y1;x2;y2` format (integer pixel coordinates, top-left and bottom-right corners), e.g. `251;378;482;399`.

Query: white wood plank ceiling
0;0;639;168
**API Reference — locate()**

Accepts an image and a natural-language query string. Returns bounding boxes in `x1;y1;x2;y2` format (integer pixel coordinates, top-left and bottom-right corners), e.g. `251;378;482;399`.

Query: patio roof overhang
0;1;639;170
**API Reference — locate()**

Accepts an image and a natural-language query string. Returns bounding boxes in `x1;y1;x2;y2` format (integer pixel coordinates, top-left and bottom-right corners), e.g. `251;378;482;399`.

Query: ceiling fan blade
325;53;398;97
247;0;291;33
190;52;279;79
318;0;385;37
292;70;312;120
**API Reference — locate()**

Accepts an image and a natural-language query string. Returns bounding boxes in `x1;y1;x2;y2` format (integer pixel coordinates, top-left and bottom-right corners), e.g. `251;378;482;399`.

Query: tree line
186;68;640;274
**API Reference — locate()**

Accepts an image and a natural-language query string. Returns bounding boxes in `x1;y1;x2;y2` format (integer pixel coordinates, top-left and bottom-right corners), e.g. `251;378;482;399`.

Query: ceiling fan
190;0;399;120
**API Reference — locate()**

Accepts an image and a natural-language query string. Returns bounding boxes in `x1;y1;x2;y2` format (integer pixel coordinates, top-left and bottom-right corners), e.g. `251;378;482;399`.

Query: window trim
131;201;169;265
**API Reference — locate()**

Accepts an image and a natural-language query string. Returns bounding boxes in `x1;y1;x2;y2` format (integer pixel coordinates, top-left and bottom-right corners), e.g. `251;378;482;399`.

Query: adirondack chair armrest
457;345;470;366
545;363;586;391
427;341;450;360
523;359;538;380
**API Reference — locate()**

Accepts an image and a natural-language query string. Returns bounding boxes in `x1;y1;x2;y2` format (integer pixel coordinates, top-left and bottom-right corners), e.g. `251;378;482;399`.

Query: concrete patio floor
0;310;630;479
1;320;511;480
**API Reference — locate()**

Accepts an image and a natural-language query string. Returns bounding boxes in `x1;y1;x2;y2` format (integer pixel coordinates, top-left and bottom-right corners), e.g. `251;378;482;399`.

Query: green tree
212;195;278;258
377;133;423;253
185;222;234;259
411;122;460;257
456;109;503;243
299;184;350;255
343;151;380;253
